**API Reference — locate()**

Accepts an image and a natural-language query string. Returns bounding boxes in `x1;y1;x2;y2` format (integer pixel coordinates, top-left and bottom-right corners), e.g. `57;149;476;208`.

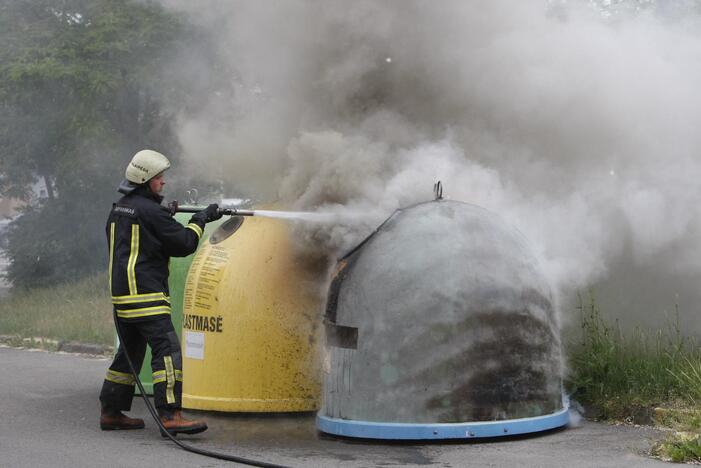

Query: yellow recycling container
181;212;321;412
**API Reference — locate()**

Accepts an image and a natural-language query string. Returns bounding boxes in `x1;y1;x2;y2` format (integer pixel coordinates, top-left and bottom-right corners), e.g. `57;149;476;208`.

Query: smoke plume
156;0;701;329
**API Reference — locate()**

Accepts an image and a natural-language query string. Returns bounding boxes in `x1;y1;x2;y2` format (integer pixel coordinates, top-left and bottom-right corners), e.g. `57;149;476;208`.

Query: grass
566;292;701;420
566;292;701;463
652;432;701;463
0;274;113;346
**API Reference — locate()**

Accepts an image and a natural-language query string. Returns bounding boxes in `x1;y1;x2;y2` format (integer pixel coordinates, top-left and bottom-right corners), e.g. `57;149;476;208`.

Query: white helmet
125;149;171;184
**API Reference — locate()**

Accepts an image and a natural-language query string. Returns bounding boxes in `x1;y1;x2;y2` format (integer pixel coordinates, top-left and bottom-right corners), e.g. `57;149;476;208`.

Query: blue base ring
316;405;570;440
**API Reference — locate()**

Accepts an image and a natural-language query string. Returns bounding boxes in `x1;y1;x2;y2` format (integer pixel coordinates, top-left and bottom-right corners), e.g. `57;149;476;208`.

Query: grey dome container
317;200;569;439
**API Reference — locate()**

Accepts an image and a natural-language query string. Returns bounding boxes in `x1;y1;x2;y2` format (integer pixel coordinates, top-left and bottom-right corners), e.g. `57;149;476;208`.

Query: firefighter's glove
203;203;223;223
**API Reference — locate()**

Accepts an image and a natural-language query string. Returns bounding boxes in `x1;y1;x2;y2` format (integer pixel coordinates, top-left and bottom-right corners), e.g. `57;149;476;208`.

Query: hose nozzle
219;208;255;217
168;200;255;217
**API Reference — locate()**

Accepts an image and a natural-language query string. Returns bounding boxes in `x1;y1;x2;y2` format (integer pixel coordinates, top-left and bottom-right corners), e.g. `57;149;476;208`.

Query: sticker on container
185;331;205;360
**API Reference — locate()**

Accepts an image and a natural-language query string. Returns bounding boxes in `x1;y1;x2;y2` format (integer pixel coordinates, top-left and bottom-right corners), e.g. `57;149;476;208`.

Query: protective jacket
106;186;206;320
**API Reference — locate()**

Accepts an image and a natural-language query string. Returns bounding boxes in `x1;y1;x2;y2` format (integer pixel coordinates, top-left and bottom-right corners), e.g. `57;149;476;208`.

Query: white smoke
156;0;701;327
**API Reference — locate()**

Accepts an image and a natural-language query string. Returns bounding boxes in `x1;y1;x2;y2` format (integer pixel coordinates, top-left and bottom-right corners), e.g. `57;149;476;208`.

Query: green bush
5;192;113;289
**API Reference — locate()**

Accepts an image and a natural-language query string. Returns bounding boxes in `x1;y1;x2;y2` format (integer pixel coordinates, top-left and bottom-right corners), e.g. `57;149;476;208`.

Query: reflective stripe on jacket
106;187;205;320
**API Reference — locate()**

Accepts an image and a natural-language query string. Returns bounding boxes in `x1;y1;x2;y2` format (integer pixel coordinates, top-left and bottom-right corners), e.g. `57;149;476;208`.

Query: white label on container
184;331;205;360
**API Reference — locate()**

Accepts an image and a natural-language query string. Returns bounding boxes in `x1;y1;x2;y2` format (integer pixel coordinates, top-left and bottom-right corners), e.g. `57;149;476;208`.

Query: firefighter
99;149;221;435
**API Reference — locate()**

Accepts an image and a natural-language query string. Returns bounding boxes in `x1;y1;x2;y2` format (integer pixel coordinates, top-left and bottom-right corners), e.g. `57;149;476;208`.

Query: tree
0;0;191;288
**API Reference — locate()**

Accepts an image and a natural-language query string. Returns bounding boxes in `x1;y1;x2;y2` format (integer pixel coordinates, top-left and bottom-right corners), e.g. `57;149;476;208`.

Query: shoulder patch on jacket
112;204;138;218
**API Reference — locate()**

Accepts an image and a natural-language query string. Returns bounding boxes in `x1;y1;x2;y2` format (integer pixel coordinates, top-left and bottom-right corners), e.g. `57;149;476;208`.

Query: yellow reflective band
108;222;116;291
127;224;139;295
152;370;166;384
164;356;176;404
105;369;135;386
153;369;182;384
107;369;134;379
111;292;170;305
186;223;203;238
115;305;171;319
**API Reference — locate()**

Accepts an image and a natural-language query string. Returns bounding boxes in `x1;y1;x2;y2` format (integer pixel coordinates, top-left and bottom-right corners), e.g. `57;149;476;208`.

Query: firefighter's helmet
125;149;171;184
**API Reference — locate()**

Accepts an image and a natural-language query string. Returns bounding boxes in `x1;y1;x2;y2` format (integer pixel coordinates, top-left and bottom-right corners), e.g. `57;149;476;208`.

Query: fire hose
115;203;289;468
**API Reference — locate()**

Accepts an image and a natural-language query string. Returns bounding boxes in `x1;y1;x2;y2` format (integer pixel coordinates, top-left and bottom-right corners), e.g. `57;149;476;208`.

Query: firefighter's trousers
99;315;182;413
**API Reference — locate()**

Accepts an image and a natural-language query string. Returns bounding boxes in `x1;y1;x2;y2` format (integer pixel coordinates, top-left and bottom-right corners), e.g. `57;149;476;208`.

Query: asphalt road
0;347;672;468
